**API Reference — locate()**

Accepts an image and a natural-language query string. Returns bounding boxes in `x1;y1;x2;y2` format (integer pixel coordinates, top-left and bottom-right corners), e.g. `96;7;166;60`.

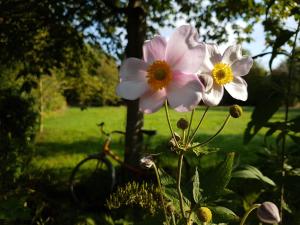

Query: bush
0;88;37;191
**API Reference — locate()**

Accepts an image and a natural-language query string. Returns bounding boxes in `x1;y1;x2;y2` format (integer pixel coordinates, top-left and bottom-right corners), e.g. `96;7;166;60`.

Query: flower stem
187;106;209;146
186;109;195;144
171;211;176;225
189;113;230;150
239;204;261;225
164;101;179;148
177;152;186;220
153;163;170;225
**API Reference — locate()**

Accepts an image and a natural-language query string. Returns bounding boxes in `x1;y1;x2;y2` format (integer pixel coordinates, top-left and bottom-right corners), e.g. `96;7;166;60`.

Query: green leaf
244;91;283;144
202;152;235;196
192;168;201;203
210;206;240;223
232;165;276;186
289;134;300;144
269;29;295;71
289;116;300;133
191;144;219;156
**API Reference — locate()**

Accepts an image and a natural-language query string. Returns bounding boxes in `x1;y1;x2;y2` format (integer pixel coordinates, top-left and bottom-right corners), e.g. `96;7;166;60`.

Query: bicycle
69;122;156;208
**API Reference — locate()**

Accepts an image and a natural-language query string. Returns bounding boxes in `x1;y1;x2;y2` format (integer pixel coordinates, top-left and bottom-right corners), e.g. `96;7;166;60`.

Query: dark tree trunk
124;0;146;166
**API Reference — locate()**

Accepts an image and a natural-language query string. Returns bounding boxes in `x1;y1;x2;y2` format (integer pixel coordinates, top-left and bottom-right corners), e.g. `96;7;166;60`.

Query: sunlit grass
32;106;298;182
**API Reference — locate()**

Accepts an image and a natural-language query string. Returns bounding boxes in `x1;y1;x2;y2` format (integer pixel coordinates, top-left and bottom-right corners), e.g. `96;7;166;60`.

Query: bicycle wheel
69;155;115;208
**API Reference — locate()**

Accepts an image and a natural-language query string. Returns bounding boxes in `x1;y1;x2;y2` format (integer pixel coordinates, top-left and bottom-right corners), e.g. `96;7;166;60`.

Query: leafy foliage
0;88;37;191
106;181;161;215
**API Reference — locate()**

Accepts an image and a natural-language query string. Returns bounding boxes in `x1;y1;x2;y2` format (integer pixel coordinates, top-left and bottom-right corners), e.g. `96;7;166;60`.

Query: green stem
177;153;186;220
189;114;230;150
280;20;300;221
171;211;176;225
182;129;186;146
186;109;195;144
187;106;209;146
164;101;179;148
239;204;261;225
153;163;170;225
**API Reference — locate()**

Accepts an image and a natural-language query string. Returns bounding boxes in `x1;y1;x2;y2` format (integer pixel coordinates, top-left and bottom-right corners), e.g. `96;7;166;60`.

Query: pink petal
224;76;248;101
117;58;149;100
167;72;203;112
222;45;242;65
139;89;167;113
120;58;148;81
199;74;214;92
231;56;253;77
166;25;205;74
202;83;224;106
143;36;167;64
116;80;148;100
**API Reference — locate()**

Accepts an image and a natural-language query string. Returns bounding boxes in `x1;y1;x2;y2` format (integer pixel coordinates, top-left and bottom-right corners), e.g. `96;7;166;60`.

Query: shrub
0;88;37;191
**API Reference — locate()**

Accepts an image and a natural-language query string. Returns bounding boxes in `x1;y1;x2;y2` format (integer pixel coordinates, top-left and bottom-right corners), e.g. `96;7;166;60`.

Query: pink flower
116;25;205;113
198;44;253;106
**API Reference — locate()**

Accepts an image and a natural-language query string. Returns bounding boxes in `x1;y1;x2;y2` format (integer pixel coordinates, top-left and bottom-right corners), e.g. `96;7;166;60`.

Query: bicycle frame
102;136;143;175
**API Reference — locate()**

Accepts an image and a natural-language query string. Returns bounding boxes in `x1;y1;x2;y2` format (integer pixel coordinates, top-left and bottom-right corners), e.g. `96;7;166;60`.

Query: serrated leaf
202;152;235;196
192;168;201;203
232;165;276;186
192;144;219;156
210;206;239;223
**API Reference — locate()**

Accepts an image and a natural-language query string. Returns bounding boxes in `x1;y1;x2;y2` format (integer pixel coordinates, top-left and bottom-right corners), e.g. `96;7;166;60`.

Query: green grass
32;106;298;180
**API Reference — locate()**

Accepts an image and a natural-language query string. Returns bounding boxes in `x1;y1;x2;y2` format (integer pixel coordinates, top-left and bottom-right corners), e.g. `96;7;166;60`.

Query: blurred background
0;0;299;224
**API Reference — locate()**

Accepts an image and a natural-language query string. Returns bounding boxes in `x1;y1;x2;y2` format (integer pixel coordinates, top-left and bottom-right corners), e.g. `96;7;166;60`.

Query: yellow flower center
212;63;233;85
147;60;172;91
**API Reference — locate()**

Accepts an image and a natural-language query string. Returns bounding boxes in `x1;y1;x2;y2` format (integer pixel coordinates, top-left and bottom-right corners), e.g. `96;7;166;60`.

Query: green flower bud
166;202;175;214
229;104;243;118
177;118;189;130
197;207;212;223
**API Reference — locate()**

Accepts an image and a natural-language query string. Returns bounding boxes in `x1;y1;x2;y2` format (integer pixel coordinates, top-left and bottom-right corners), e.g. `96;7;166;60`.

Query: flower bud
197;207;212;223
177;118;189;130
229;104;243;118
166;202;175;214
140;156;154;169
257;202;280;224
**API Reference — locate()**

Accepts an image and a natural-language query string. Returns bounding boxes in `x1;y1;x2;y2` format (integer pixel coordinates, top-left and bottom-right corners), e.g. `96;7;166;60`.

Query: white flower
198;44;253;106
140;156;154;169
116;25;205;113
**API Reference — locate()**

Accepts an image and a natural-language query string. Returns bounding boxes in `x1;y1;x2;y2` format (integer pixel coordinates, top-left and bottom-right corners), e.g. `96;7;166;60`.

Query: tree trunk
124;0;146;166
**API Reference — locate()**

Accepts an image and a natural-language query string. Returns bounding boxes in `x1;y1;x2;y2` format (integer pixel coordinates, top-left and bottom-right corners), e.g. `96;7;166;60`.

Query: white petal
206;43;222;65
116;80;148;100
143;36;167;64
231;56;253;77
167;72;203;112
198;74;213;92
139;89;167;113
120;58;148;81
224;76;248;101
202;84;224;106
222;45;242;65
166;25;205;74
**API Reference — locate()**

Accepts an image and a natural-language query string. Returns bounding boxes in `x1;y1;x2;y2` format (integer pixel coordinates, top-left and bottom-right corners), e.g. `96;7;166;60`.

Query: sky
159;17;298;70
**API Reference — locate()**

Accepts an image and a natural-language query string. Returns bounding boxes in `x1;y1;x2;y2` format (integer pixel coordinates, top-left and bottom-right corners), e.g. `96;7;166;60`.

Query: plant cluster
108;25;281;225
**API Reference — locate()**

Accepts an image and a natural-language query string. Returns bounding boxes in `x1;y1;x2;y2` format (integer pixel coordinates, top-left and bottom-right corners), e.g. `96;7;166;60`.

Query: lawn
24;106;299;224
32;105;296;181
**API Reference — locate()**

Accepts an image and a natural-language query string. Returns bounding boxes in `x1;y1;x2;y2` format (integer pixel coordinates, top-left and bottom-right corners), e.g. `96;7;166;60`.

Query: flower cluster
116;25;253;113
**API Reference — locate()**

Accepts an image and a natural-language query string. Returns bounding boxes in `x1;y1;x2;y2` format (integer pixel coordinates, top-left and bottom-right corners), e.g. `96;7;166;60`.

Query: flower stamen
147;60;172;90
212;63;233;85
